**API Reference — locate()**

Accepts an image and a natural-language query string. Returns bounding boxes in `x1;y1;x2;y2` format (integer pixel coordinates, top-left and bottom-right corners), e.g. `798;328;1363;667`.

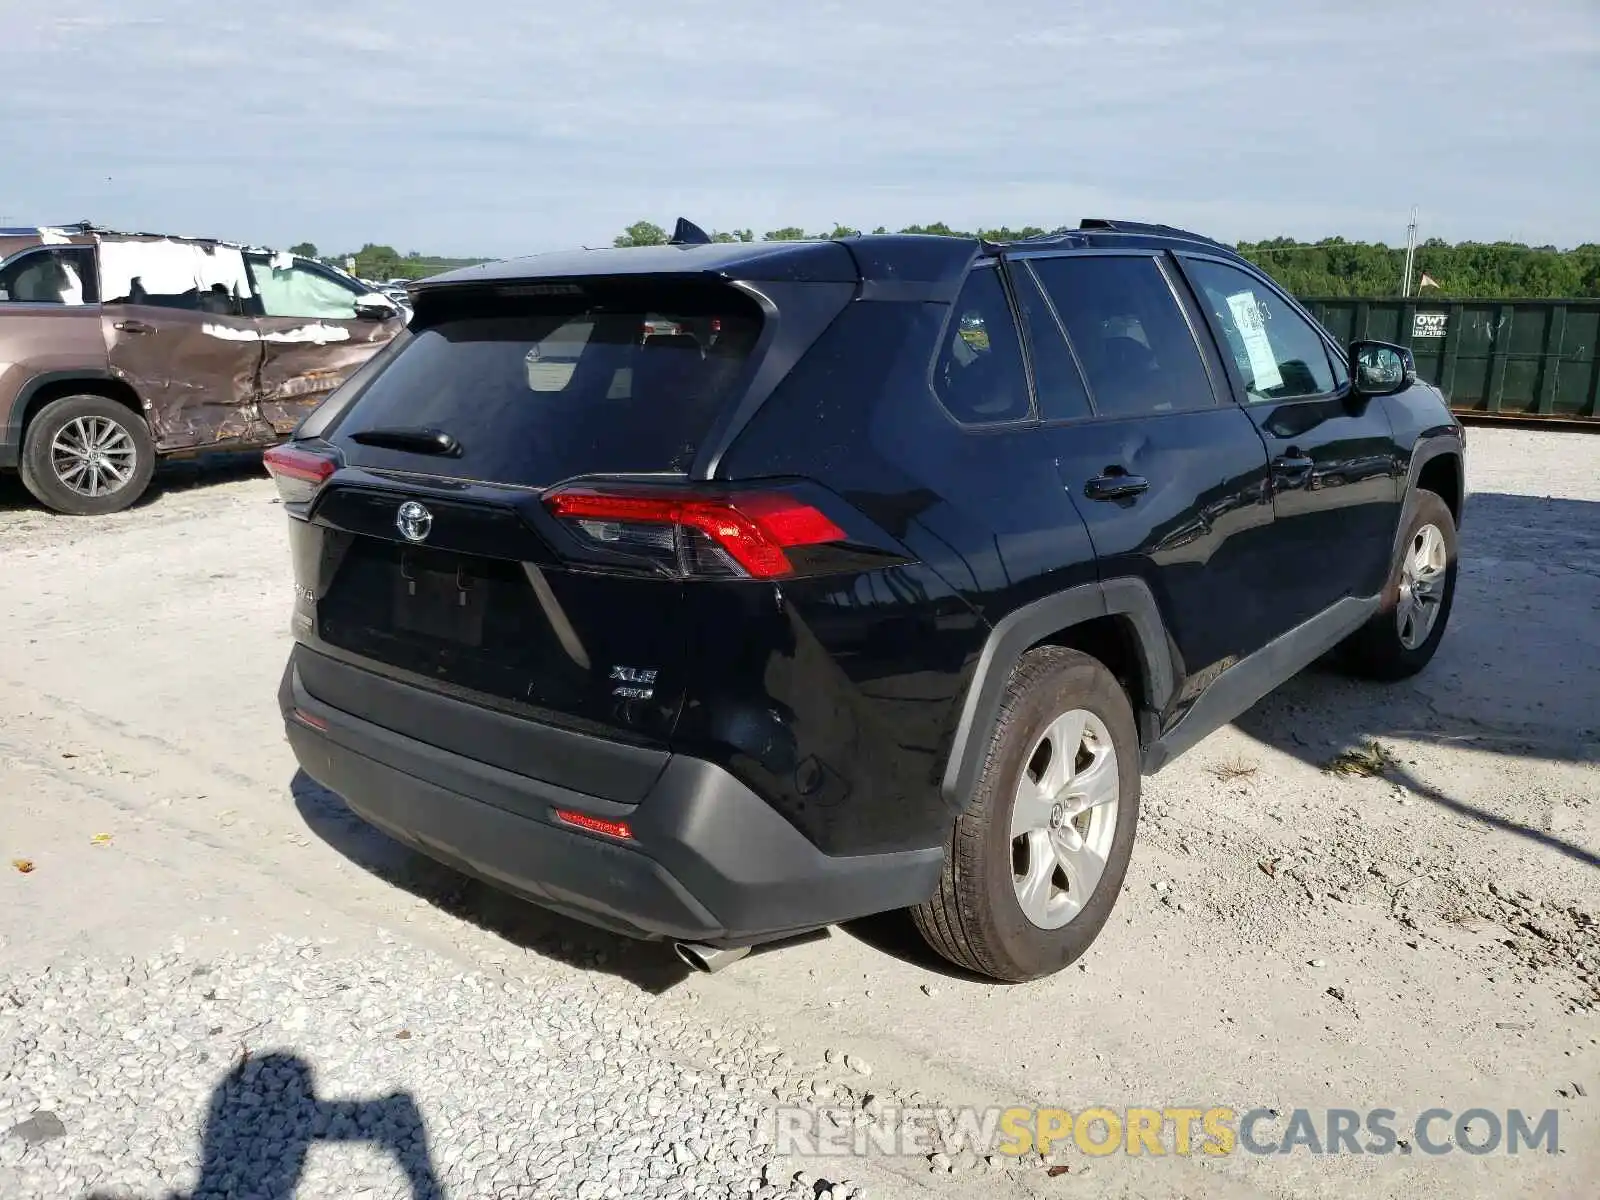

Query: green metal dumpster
1302;297;1600;424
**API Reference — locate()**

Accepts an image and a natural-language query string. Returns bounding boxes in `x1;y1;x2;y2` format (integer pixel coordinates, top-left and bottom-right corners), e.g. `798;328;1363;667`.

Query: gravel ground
0;427;1596;1199
0;935;833;1200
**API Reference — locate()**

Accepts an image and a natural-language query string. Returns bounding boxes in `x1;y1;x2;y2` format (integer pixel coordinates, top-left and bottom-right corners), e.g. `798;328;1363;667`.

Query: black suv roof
420;219;1251;292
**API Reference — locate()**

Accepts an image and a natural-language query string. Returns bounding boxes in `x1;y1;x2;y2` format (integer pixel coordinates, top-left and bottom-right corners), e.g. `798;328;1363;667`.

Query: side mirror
354;292;400;322
1349;339;1416;397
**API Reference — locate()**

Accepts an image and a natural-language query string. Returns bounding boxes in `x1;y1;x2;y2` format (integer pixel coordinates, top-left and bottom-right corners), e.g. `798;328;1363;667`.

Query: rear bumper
280;649;944;945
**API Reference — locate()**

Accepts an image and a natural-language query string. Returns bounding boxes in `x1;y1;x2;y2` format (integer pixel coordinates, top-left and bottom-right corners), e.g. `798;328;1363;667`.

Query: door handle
113;320;154;334
1084;471;1150;502
1273;454;1314;472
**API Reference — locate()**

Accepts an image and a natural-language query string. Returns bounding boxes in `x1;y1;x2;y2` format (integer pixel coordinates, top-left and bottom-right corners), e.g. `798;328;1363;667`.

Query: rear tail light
543;485;847;580
263;443;339;505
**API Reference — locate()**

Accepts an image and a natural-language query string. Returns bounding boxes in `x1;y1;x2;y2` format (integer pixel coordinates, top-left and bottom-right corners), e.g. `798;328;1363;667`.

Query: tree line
613;221;1600;299
279;226;1600;299
287;243;489;282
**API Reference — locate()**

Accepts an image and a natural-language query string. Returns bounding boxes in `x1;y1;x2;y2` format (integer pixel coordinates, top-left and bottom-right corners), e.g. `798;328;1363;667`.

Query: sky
4;0;1597;258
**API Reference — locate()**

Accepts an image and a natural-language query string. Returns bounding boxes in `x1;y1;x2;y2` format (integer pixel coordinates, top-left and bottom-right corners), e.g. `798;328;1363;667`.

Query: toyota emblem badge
396;500;433;544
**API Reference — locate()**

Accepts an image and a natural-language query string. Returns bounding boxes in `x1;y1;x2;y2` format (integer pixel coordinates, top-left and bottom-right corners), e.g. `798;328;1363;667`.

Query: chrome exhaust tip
673;942;750;974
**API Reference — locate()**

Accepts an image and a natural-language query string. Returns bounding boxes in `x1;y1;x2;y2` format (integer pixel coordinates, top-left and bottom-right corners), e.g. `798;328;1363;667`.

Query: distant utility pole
1400;205;1419;297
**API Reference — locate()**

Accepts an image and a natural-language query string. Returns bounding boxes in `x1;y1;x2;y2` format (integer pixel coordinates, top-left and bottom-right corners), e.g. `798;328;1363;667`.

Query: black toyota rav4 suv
272;219;1465;983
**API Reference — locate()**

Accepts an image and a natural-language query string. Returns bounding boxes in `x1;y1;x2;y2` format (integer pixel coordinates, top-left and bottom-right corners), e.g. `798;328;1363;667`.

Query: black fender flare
939;577;1177;811
1391;427;1467;563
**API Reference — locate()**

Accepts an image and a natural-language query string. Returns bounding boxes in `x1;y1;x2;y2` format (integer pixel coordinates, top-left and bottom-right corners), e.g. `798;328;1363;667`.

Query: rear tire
20;394;155;516
1339;489;1458;681
912;646;1140;982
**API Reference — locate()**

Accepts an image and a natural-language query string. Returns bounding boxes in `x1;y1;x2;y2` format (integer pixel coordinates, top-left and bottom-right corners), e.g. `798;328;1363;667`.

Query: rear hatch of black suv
269;242;882;790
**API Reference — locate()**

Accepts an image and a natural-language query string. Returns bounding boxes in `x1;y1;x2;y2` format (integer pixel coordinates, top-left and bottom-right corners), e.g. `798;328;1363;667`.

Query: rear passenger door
98;238;263;451
1013;250;1277;701
1173;255;1401;630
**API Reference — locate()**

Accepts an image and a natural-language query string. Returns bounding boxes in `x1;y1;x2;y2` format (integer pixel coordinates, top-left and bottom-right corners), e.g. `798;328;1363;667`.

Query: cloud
3;0;1597;255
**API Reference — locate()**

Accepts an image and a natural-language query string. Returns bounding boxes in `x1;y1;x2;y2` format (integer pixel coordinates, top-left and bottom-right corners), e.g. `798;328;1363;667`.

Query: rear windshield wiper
347;426;462;457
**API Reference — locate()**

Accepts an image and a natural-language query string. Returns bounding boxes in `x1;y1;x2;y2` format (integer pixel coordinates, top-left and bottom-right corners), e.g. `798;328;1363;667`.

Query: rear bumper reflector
290;707;329;731
553;807;635;841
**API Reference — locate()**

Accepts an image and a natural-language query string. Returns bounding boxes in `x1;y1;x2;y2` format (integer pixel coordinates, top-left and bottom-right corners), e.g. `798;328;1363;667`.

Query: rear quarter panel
711;297;1092;855
670;564;986;857
0;306;111;428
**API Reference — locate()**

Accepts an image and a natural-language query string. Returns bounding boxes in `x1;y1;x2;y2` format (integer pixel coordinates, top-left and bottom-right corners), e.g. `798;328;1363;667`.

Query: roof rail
979;225;1081;254
1078;218;1232;250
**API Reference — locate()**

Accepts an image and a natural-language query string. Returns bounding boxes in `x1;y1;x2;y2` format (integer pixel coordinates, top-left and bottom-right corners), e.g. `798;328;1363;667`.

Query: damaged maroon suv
0;223;405;515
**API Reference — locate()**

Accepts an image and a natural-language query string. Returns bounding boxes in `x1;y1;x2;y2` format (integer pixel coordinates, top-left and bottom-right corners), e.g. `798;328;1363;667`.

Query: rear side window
0;247;96;305
1029;255;1214;418
932;267;1031;425
332;284;761;484
1181;258;1336;401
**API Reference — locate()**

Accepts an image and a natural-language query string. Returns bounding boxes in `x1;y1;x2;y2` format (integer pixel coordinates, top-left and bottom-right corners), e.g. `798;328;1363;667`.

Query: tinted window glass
1012;263;1092;421
0;248;95;305
932;267;1031;425
333;285;761;484
1030;255;1214;418
1183;258;1335;401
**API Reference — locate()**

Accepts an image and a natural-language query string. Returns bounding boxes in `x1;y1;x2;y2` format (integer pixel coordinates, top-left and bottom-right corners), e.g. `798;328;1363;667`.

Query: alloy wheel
1010;708;1120;930
1396;523;1448;650
50;415;138;499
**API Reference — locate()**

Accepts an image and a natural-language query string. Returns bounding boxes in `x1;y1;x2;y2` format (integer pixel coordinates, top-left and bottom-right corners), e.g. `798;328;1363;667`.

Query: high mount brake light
263;444;339;504
543;487;847;580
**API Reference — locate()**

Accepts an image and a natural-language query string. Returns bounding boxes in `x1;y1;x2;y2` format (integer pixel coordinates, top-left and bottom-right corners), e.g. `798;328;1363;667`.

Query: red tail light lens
263;443;339;505
544;486;847;580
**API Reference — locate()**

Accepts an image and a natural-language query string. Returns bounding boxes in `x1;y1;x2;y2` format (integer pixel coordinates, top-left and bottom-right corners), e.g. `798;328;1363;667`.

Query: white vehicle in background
377;279;414;319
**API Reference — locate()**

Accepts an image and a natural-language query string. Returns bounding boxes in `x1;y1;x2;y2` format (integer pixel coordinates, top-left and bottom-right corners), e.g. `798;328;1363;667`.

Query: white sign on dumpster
1412;311;1448;339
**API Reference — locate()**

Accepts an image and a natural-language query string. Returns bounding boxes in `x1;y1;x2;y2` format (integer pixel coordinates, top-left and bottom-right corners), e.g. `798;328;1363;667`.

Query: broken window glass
247;255;363;320
99;238;251;312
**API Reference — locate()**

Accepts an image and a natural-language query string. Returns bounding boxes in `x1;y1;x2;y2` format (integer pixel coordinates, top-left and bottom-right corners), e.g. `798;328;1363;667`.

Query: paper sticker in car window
1225;290;1283;393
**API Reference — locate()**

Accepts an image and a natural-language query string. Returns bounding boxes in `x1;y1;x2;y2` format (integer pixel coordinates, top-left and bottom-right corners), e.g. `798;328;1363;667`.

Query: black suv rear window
332;282;762;485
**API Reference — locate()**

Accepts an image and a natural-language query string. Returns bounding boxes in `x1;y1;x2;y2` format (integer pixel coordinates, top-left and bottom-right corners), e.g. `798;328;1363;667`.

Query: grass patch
1323;739;1398;779
1208;756;1260;782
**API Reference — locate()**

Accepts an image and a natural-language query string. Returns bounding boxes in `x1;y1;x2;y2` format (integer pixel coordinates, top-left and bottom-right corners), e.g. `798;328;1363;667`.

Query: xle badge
610;665;658;701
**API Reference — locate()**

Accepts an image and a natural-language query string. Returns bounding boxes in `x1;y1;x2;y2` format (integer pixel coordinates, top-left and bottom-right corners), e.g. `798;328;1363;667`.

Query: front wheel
912;646;1141;982
19;394;156;516
1339;489;1459;680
